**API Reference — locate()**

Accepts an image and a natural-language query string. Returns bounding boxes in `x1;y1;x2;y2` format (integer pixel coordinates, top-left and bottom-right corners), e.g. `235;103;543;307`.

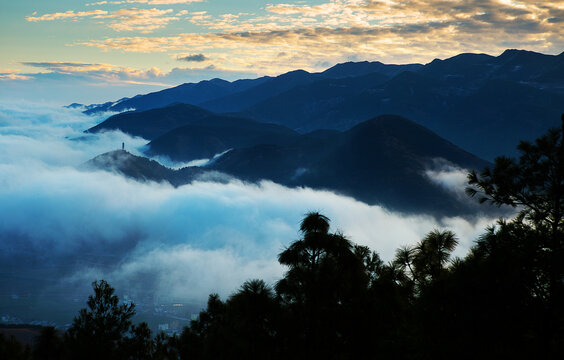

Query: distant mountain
85;115;490;216
198;70;326;113
81;49;564;160
86;104;301;160
83;150;204;186
86;103;213;140
80;61;422;115
242;50;564;159
419;49;564;87
146;114;300;162
322;61;423;78
439;79;564;157
209;115;489;215
536;51;564;83
243;71;391;131
83;77;270;115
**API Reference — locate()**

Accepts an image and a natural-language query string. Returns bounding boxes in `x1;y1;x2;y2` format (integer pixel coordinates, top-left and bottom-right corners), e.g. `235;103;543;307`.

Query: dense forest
2;117;564;359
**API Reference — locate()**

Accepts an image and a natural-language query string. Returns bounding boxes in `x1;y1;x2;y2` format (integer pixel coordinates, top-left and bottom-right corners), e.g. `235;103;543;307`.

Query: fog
424;158;472;200
0;101;498;325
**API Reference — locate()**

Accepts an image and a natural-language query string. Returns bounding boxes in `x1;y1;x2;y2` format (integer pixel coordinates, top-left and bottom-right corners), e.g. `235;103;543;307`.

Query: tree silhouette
413;229;458;283
153;331;179;360
33;326;63;360
276;212;369;358
123;322;154;360
467;114;564;240
353;244;383;283
466;115;564;357
66;280;136;360
224;279;279;359
0;333;31;360
393;230;458;294
182;293;227;359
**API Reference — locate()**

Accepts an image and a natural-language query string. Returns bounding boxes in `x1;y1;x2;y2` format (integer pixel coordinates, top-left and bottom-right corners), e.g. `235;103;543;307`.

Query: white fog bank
0;101;499;318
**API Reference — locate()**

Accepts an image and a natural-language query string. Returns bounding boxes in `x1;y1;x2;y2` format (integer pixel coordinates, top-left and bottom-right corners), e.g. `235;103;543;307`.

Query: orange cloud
27;1;564;76
20;61;167;82
26;10;108;22
6;61;259;90
86;0;203;5
26;7;183;33
106;8;179;33
0;74;33;81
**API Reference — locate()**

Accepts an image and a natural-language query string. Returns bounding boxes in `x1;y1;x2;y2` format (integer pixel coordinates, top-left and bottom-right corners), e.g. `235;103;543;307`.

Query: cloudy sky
1;0;563;103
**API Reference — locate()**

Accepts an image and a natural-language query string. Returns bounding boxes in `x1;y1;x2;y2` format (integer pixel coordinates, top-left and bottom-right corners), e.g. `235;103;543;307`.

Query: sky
1;0;563;104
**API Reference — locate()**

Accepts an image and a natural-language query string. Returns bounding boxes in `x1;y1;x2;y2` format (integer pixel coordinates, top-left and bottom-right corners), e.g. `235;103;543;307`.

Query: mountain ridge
84;115;491;217
81;49;564;160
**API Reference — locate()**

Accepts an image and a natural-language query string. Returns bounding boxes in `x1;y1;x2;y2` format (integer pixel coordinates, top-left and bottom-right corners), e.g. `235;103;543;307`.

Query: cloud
144;0;203;3
11;1;564;102
0;61;260;104
177;53;208;62
0;73;170;105
0;73;32;81
18;1;564;91
0;101;499;325
87;0;204;5
424;158;473;200
25;10;108;22
20;61;168;83
106;8;179;33
0;101;148;165
70;0;564;75
26;7;185;33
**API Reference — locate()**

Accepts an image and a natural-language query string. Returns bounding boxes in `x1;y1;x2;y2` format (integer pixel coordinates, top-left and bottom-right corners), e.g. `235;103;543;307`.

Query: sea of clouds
0;101;499;324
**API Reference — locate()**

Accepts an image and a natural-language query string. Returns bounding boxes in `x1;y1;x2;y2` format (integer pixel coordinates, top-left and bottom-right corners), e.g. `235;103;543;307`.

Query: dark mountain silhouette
322;60;423;78
86;103;213;140
81;49;564;160
85;115;490;216
488;49;564;84
536;51;564;84
199;70;326;113
242;50;564;159
86;104;301;161
438;79;564;157
83;77;270;115
82;150;204;186
419;49;564;87
243;72;391;131
420;52;495;82
81;62;422;116
209;115;489;215
146;114;300;162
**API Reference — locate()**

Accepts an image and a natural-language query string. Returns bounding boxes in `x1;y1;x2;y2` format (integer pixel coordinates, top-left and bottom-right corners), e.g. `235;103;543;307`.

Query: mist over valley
0;49;562;346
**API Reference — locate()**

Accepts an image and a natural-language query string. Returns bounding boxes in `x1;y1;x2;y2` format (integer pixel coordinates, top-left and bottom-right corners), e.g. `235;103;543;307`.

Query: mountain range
80;49;563;215
82;49;564;160
85;113;489;216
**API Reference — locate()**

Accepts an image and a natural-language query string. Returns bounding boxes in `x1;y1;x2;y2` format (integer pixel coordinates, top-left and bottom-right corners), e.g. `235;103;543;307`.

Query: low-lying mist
0;101;498;325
